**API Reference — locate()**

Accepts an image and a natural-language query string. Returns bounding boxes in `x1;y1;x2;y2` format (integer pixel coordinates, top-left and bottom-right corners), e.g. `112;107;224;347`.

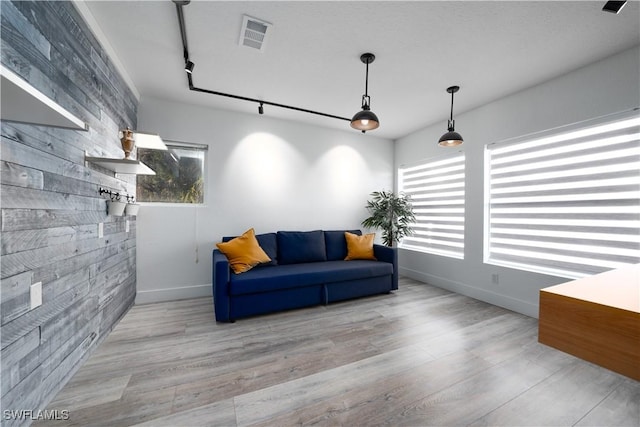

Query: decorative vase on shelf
120;128;135;159
107;200;126;216
125;203;140;216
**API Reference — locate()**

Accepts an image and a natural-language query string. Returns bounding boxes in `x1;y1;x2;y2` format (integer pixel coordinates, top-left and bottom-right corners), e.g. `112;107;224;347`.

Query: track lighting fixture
172;1;351;125
438;86;464;147
351;53;380;133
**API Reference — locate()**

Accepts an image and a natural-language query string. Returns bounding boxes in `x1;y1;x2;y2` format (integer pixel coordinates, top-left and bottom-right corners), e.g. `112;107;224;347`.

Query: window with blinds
485;112;640;279
398;153;465;259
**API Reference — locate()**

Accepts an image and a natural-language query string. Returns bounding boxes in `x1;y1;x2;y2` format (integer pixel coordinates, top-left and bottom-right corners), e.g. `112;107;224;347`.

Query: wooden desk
538;264;640;381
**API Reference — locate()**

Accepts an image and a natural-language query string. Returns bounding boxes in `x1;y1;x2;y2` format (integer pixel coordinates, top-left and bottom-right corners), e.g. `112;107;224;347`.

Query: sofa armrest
374;244;398;290
212;249;231;322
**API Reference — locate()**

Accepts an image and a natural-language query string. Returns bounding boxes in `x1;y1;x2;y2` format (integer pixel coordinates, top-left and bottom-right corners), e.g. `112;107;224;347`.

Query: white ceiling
83;1;640;140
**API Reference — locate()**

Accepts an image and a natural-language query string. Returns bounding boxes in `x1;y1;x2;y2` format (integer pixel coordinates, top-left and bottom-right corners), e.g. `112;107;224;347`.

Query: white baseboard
135;284;212;305
399;267;539;318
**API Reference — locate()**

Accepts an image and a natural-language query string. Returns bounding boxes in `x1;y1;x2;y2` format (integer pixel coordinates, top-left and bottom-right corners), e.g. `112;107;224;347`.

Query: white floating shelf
133;131;168;150
85;156;156;175
1;64;89;131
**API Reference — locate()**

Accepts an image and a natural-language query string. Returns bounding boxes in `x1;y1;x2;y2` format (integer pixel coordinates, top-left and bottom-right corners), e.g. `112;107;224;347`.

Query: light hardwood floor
40;277;639;426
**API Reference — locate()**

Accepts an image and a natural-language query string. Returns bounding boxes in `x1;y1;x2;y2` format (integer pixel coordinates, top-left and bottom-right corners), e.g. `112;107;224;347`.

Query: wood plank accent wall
1;2;139;424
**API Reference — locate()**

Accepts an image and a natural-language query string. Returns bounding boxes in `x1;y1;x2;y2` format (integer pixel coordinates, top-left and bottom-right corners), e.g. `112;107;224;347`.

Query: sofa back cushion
277;230;327;264
223;232;278;266
324;230;362;261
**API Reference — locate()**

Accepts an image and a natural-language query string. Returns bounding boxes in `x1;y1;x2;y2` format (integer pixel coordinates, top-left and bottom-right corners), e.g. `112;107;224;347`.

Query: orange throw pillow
216;228;271;274
344;232;377;261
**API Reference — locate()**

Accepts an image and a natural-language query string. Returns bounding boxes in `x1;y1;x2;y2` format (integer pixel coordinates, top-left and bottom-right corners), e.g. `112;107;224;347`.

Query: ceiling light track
172;1;351;124
174;1;191;67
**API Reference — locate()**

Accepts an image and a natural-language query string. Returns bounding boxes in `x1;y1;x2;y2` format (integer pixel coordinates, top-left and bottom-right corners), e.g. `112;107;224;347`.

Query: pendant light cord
450;90;454;122
364;60;369;97
361;56;372;109
448;90;455;131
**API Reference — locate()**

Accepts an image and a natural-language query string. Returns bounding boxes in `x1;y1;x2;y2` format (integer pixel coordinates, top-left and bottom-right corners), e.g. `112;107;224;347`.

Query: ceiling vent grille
239;15;272;52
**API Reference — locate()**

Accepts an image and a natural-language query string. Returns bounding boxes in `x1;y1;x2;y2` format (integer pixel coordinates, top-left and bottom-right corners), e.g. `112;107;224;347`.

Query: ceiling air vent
239;15;272;52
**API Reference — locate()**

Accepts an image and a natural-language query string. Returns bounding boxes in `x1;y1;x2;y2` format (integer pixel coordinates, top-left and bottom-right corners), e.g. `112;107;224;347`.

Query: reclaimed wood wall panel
1;1;139;425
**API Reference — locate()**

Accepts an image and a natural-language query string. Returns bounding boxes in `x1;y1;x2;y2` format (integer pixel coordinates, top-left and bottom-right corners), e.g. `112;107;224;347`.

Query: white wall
136;98;393;303
395;46;640;318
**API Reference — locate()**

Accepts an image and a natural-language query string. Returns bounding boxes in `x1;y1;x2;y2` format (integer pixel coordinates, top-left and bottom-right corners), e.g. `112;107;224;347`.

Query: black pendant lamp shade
438;86;464;147
351;53;380;133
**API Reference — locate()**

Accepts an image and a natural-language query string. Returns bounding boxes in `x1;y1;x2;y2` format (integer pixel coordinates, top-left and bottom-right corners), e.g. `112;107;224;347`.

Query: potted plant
361;190;416;247
107;199;126;216
125;202;140;216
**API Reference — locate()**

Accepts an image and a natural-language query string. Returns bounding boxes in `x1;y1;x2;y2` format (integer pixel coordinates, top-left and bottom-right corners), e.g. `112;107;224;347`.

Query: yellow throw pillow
216;228;271;274
344;232;377;261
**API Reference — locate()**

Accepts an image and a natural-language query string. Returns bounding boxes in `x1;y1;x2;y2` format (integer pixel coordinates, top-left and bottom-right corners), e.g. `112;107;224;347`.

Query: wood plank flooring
38;277;640;426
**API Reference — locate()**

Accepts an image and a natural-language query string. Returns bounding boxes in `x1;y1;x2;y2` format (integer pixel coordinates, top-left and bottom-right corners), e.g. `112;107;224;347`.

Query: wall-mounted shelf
1;64;89;131
85;156;155;175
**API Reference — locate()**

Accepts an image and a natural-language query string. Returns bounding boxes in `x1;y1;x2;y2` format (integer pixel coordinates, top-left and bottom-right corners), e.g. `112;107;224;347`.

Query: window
485;111;640;278
398;152;465;259
137;142;207;204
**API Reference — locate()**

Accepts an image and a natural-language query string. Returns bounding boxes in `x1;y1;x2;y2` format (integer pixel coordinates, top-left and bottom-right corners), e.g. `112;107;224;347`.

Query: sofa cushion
216;228;271;274
324;230;361;261
228;260;393;295
345;232;377;261
277;230;327;265
224;232;278;266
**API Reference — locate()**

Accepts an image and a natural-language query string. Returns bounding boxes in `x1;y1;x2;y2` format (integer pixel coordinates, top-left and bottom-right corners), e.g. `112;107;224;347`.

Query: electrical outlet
98;222;104;239
125;220;130;233
492;273;500;285
30;282;42;309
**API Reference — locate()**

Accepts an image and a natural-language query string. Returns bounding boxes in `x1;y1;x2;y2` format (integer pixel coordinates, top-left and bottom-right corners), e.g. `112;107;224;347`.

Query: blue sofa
212;230;398;322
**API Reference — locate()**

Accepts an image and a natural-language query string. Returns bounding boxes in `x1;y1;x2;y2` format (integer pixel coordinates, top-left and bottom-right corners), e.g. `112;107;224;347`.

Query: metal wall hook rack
99;187;135;203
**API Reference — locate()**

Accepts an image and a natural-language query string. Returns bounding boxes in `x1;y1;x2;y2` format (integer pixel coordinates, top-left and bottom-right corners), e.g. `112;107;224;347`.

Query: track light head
602;1;627;13
185;60;195;74
258;103;264;115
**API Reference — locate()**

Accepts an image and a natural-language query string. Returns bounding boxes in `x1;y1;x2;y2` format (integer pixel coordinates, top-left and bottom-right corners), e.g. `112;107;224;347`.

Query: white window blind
399;153;465;259
486;112;640;278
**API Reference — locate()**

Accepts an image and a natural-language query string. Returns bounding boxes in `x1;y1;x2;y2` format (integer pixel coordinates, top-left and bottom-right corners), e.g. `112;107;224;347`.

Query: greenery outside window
137;141;207;204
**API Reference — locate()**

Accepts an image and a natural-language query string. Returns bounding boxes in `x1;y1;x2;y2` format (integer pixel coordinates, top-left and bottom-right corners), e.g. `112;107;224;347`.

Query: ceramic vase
120;128;135;159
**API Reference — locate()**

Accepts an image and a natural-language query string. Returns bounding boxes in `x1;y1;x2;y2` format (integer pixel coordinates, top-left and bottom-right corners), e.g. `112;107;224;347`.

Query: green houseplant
361;190;416;247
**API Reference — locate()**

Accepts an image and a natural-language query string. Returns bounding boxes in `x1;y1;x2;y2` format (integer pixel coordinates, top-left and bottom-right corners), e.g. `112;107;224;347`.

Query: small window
137;142;207;204
398;152;465;259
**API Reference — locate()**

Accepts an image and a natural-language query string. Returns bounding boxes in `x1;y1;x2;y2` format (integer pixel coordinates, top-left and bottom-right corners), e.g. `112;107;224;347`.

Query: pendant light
438;85;464;147
351;53;379;133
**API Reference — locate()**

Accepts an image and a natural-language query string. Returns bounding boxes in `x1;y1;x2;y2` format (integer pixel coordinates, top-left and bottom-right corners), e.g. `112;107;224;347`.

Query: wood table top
540;264;640;314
